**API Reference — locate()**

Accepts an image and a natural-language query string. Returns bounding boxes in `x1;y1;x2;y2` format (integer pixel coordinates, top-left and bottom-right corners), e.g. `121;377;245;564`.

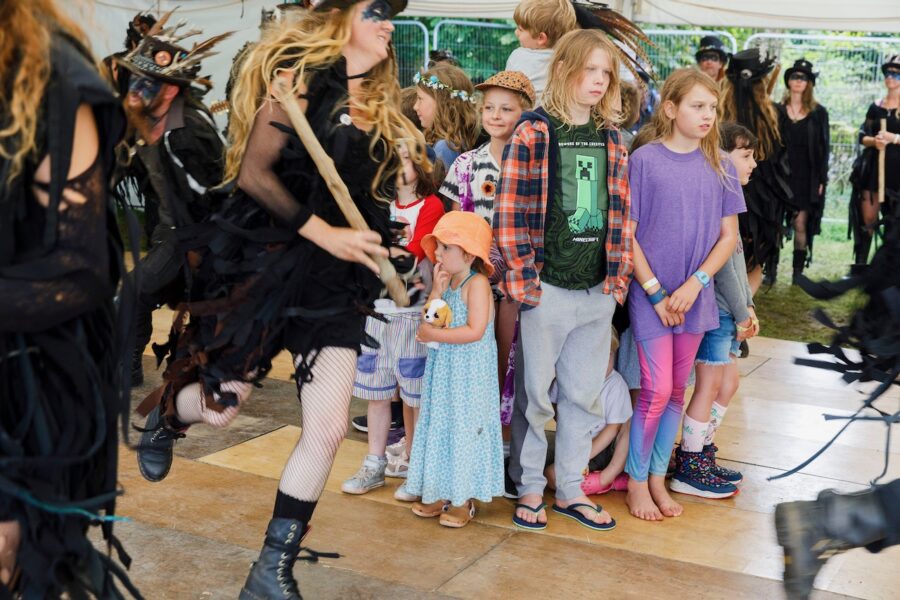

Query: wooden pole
878;118;887;204
272;78;409;307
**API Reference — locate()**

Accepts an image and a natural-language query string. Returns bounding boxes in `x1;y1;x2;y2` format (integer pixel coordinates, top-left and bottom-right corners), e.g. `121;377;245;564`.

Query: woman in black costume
134;1;426;597
0;0;135;597
849;54;900;269
778;59;830;283
722;48;793;292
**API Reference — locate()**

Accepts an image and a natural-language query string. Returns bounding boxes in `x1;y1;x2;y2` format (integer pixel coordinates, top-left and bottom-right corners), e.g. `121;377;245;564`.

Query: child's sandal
412;499;448;518
439;500;476;528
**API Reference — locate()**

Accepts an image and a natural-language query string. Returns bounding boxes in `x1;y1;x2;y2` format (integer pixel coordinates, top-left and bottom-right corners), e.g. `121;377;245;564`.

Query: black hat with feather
570;1;655;82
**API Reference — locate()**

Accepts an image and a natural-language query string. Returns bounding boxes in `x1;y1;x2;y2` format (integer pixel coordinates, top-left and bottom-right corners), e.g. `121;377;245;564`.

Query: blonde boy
506;0;577;101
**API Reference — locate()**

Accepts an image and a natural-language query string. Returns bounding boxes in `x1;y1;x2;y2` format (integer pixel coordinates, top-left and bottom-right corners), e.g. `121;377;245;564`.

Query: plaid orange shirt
493;109;634;307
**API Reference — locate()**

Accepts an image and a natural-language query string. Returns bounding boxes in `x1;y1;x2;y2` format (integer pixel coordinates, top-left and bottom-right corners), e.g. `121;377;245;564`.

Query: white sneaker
386;437;407;458
385;455;409;478
341;457;386;495
393;483;419;502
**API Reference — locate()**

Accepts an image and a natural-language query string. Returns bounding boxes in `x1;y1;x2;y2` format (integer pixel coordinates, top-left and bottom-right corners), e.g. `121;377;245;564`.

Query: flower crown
413;72;477;105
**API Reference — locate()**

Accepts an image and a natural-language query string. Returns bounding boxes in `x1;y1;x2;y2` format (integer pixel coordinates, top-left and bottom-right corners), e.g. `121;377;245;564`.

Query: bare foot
556;495;613;525
626;478;663;521
649;475;683;517
514;492;547;525
0;520;21;586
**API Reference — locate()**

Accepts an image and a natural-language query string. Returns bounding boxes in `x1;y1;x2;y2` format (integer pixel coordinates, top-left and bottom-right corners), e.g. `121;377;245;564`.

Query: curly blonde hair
225;7;426;199
415;63;480;155
542;29;623;130
0;0;89;183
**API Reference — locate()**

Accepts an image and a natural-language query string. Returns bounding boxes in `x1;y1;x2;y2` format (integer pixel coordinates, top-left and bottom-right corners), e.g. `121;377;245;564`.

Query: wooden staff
272;79;409;307
878;118;887;204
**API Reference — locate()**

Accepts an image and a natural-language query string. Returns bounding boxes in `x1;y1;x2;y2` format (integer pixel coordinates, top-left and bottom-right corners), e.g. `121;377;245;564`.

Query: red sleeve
406;194;445;261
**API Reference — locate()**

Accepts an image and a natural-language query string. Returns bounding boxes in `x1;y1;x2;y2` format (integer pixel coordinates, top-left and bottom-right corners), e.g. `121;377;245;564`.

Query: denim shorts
695;309;740;365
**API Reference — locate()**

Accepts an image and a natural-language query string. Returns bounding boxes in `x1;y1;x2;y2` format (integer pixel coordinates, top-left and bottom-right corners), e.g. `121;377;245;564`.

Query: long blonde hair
633;68;726;179
0;0;89;183
542;29;623;130
225;8;425;198
416;63;479;154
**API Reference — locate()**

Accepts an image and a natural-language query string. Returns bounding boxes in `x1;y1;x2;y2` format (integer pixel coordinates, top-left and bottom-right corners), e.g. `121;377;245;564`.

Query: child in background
496;29;633;532
341;142;445;496
440;71;536;439
670;122;761;498
413;63;480;168
625;68;745;521
405;211;504;528
505;0;577;101
400;86;423;131
545;328;632;495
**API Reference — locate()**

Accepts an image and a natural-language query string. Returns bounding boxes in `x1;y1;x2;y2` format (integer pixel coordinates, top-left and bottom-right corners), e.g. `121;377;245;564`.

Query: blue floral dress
405;271;504;506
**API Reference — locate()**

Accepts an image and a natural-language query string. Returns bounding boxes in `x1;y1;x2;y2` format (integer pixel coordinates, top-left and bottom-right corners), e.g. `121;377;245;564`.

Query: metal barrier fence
432;19;518;84
394;20;430;87
744;33;897;190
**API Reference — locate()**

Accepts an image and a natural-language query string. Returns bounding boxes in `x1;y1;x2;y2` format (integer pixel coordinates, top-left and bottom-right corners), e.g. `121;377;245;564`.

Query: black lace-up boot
136;405;187;482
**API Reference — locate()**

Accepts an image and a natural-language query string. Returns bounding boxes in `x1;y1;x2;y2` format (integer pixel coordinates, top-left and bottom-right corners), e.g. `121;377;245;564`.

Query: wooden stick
878;118;887;204
272;79;409;307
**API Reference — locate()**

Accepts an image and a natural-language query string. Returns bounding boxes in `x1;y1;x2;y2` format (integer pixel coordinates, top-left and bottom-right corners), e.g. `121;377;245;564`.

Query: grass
753;219;866;344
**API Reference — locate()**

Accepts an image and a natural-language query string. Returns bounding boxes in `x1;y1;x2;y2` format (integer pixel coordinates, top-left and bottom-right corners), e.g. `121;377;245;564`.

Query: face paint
361;0;391;23
128;76;163;108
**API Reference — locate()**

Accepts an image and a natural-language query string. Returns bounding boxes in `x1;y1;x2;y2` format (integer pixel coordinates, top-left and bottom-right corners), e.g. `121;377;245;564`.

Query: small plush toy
422;298;453;349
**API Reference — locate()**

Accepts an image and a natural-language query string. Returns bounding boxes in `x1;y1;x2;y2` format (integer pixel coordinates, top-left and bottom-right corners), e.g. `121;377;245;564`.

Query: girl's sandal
439;500;476;528
412;499;448;518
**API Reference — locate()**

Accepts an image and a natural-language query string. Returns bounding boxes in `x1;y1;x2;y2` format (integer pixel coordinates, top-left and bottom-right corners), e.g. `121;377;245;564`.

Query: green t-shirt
541;116;609;290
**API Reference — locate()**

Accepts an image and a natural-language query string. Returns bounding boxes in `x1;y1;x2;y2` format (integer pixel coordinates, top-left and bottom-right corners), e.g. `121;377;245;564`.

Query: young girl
671;122;760;499
404;211;504;528
439;70;535;435
413;63;480;169
625;68;745;521
342;141;444;495
496;29;633;532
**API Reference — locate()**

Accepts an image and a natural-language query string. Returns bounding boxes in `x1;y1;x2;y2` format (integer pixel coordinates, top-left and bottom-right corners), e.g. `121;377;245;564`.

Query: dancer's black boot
791;249;807;285
136;405;187;482
775;487;890;599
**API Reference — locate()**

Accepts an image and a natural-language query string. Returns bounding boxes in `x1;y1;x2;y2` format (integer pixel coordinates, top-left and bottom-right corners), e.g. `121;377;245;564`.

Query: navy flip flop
512;502;548;530
551;502;616;531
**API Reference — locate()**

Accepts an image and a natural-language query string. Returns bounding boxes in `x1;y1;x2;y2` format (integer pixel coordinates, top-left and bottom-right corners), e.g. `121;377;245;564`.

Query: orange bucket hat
421;212;494;277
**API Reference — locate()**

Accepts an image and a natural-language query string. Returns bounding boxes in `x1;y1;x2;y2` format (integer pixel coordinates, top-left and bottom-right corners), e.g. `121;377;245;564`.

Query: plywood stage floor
106;308;899;599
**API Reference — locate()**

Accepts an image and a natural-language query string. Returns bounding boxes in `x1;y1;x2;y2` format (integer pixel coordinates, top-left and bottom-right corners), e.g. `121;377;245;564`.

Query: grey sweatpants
509;282;616;500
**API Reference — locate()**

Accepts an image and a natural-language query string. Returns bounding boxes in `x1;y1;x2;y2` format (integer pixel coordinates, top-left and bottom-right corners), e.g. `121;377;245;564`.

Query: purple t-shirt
627;142;746;342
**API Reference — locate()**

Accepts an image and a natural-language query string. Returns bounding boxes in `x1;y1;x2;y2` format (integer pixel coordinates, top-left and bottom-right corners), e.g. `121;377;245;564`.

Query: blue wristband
648;288;667;306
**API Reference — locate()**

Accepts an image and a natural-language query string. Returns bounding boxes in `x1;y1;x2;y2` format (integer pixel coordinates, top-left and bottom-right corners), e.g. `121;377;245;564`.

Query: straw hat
475;71;536;106
421;212;495;277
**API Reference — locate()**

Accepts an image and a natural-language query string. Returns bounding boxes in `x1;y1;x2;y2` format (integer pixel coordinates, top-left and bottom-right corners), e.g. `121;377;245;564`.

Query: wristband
648;288;667;306
735;324;750;332
894;133;900;144
642;277;659;291
693;270;711;288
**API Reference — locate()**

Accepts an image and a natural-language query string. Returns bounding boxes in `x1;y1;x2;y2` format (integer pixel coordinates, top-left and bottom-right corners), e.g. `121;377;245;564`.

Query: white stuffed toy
421;298;453;349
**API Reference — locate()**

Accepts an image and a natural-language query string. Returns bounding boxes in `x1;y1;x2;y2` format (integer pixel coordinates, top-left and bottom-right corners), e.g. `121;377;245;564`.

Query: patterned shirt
493;108;634;308
440;142;500;224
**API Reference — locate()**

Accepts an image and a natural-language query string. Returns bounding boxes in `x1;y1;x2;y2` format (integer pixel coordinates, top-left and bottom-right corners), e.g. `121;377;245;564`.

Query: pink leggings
625;332;703;481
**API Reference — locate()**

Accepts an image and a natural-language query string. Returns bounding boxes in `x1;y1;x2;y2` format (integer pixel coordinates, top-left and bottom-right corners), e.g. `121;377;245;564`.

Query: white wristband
642;277;659;292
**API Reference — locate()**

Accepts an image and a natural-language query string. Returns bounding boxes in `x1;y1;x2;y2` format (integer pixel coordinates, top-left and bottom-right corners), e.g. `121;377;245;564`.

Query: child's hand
433;262;451;294
416;322;439;344
735;317;752;341
748;307;760;338
667;278;703;314
653;301;684;328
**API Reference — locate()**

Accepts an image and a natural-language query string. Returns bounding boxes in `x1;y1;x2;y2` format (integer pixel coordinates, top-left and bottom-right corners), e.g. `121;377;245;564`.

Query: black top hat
784;58;818;86
726;48;776;83
695;35;728;64
882;55;900;76
311;0;407;18
115;10;232;89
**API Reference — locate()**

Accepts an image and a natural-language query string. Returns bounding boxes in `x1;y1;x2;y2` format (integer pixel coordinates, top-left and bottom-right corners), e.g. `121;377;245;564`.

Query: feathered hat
570;0;655;82
726;48;777;83
115;9;233;91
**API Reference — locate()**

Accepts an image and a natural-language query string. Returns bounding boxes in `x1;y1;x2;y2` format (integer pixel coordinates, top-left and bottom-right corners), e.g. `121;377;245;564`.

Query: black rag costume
0;34;138;598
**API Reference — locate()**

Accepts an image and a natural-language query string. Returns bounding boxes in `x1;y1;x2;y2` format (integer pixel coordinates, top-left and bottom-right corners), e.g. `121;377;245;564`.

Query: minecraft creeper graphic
568;154;604;233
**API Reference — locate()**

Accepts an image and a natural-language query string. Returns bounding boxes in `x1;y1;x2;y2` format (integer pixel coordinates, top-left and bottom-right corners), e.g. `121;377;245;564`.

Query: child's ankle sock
681;415;709;453
704;402;728;446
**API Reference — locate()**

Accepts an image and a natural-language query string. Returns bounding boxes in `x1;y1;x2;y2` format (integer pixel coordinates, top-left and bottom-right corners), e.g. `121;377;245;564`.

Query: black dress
150;57;392;413
0;35;136;598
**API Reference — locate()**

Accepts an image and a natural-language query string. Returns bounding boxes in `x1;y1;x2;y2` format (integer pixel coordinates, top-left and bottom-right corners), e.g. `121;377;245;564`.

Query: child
342;142;444;496
505;0;577;101
670;122;761;499
624;68;746;521
496;29;633;532
404;211;504;528
413;63;480;169
545;328;632;494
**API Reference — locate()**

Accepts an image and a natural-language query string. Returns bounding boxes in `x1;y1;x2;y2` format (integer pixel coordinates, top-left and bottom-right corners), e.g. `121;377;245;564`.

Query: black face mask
698;52;721;64
789;74;810;82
